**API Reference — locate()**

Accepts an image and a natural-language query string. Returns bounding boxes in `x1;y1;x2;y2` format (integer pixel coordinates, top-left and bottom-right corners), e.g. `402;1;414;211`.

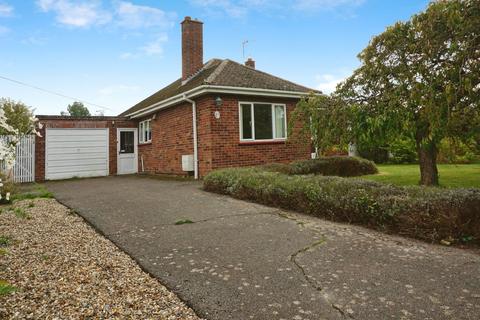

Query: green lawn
362;163;480;188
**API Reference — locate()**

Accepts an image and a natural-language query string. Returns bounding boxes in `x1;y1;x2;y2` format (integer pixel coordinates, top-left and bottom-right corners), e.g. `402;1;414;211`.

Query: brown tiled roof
120;59;315;116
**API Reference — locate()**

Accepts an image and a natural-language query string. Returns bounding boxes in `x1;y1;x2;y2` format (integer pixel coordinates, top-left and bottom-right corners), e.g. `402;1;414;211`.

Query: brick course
181;17;203;81
35;95;309;181
137;95;310;178
35;116;135;181
137;103;194;175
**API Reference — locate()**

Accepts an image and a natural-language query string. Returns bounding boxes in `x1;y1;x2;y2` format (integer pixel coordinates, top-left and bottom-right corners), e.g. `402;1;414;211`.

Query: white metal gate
0;135;35;183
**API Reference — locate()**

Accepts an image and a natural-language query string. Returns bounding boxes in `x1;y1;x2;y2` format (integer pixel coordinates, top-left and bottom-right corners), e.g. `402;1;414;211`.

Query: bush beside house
204;167;480;245
262;156;378;176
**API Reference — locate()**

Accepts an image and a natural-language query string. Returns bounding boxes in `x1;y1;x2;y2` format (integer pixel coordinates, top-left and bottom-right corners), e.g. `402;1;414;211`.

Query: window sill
139;141;152;146
239;140;286;146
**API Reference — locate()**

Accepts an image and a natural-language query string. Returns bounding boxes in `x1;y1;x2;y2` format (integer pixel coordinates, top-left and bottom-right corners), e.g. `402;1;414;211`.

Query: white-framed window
239;102;287;141
139;119;152;144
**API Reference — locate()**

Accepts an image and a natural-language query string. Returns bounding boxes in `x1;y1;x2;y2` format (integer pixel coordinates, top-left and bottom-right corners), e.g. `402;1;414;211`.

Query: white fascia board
127;85;315;119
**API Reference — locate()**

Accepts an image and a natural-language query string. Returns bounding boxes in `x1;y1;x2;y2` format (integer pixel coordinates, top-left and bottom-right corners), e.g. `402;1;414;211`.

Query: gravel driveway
0;198;201;319
46;176;480;320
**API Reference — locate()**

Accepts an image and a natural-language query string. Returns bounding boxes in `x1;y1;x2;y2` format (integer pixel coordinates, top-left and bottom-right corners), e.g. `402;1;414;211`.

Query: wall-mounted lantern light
215;96;223;108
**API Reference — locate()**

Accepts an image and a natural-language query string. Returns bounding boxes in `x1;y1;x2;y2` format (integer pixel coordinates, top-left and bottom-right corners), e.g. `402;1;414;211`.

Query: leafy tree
0;98;37;135
0;98;41;192
64;101;90;117
335;0;480;185
289;93;350;157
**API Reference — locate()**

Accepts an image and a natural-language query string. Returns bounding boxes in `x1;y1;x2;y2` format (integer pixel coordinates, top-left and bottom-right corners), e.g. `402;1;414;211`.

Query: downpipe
183;94;199;180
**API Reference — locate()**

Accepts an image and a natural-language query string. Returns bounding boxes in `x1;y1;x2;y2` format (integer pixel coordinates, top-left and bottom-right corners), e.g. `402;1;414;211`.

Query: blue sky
0;0;430;116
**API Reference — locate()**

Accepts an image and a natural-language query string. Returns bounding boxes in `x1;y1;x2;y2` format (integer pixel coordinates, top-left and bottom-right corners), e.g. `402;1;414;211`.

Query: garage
45;128;109;180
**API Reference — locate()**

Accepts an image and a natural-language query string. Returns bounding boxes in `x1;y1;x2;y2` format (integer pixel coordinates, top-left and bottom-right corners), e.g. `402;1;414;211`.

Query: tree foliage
64;101;90;117
0;98;37;135
335;0;480;185
0;98;41;198
289;94;350;156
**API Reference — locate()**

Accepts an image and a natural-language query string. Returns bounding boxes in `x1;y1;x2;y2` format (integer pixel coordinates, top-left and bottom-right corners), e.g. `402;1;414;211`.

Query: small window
274;105;286;139
139;119;152;144
120;131;134;153
239;103;287;141
254;103;273;139
240;104;253;140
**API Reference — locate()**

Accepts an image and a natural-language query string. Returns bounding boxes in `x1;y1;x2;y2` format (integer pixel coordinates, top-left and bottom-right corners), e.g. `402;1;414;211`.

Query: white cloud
141;33;168;56
190;0;247;18
36;0;111;28
36;1;176;29
120;33;168;59
315;73;347;94
190;0;365;17
119;52;134;60
0;3;13;17
36;1;175;58
294;0;365;11
114;1;175;29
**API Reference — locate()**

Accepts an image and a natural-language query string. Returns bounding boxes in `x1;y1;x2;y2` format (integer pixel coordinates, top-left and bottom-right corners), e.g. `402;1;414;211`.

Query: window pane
274;105;286;138
144;121;149;142
120;131;134;153
253;104;273;139
139;122;144;143
147;121;152;141
241;104;252;139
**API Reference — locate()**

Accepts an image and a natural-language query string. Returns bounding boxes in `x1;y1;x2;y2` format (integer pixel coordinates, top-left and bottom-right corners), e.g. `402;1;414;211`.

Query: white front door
117;128;138;175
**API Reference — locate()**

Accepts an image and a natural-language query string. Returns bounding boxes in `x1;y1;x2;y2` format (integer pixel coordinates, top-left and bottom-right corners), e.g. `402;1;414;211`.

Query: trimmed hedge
262;156;378;177
204;168;480;245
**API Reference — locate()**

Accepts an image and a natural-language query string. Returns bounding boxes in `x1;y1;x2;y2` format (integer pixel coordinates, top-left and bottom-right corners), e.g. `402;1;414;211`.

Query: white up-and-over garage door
45;128;109;180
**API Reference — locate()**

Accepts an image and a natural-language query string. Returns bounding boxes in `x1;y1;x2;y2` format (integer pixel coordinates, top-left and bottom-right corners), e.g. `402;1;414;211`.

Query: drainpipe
183;94;199;179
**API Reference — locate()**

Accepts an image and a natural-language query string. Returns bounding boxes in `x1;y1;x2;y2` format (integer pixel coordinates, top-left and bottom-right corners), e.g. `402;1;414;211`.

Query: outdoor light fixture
215;96;223;107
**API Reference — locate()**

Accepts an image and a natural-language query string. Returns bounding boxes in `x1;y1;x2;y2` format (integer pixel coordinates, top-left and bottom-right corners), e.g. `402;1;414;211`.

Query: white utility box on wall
182;154;194;172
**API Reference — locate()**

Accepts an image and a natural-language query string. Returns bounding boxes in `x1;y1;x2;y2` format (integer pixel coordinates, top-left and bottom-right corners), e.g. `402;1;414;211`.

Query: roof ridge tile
205;59;228;84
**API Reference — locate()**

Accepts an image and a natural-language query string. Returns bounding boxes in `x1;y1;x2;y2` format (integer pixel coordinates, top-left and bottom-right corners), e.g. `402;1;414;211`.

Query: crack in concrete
289;238;354;319
290;238;327;291
192;211;274;224
278;211;355;319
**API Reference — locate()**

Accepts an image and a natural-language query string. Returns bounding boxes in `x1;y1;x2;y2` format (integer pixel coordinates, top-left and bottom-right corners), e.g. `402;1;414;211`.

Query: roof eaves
126;85;317;119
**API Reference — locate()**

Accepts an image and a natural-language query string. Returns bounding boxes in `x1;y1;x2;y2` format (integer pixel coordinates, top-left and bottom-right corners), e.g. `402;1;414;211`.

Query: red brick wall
138;95;310;178
35;116;135;181
206;95;311;172
137;103;194;176
35;95;310;181
181;17;203;81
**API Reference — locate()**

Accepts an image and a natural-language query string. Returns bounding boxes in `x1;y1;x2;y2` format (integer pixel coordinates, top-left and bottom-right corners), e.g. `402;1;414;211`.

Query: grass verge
362;163;480;188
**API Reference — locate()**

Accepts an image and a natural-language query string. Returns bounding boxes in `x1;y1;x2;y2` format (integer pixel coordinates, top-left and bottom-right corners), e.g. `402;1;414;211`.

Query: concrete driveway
47;176;480;320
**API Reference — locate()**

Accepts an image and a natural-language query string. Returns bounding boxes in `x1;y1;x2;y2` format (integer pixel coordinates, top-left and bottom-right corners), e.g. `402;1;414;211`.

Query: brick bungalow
35;17;315;181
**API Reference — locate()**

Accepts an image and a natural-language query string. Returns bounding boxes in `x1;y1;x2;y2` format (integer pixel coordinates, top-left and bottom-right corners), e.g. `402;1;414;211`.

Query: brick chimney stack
245;58;255;69
181;16;203;81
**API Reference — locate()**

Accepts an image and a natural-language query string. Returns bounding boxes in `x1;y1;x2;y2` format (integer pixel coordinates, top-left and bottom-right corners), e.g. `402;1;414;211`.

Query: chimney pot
245;58;255;69
181;17;204;81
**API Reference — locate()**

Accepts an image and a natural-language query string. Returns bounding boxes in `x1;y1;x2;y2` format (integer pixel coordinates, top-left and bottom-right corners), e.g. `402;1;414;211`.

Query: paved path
47;176;480;320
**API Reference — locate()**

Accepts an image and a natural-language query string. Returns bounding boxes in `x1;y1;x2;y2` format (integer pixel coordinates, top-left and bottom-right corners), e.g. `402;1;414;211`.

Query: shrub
389;139;417;164
262;156;378;177
357;145;390;164
438;138;478;164
204;168;480;244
